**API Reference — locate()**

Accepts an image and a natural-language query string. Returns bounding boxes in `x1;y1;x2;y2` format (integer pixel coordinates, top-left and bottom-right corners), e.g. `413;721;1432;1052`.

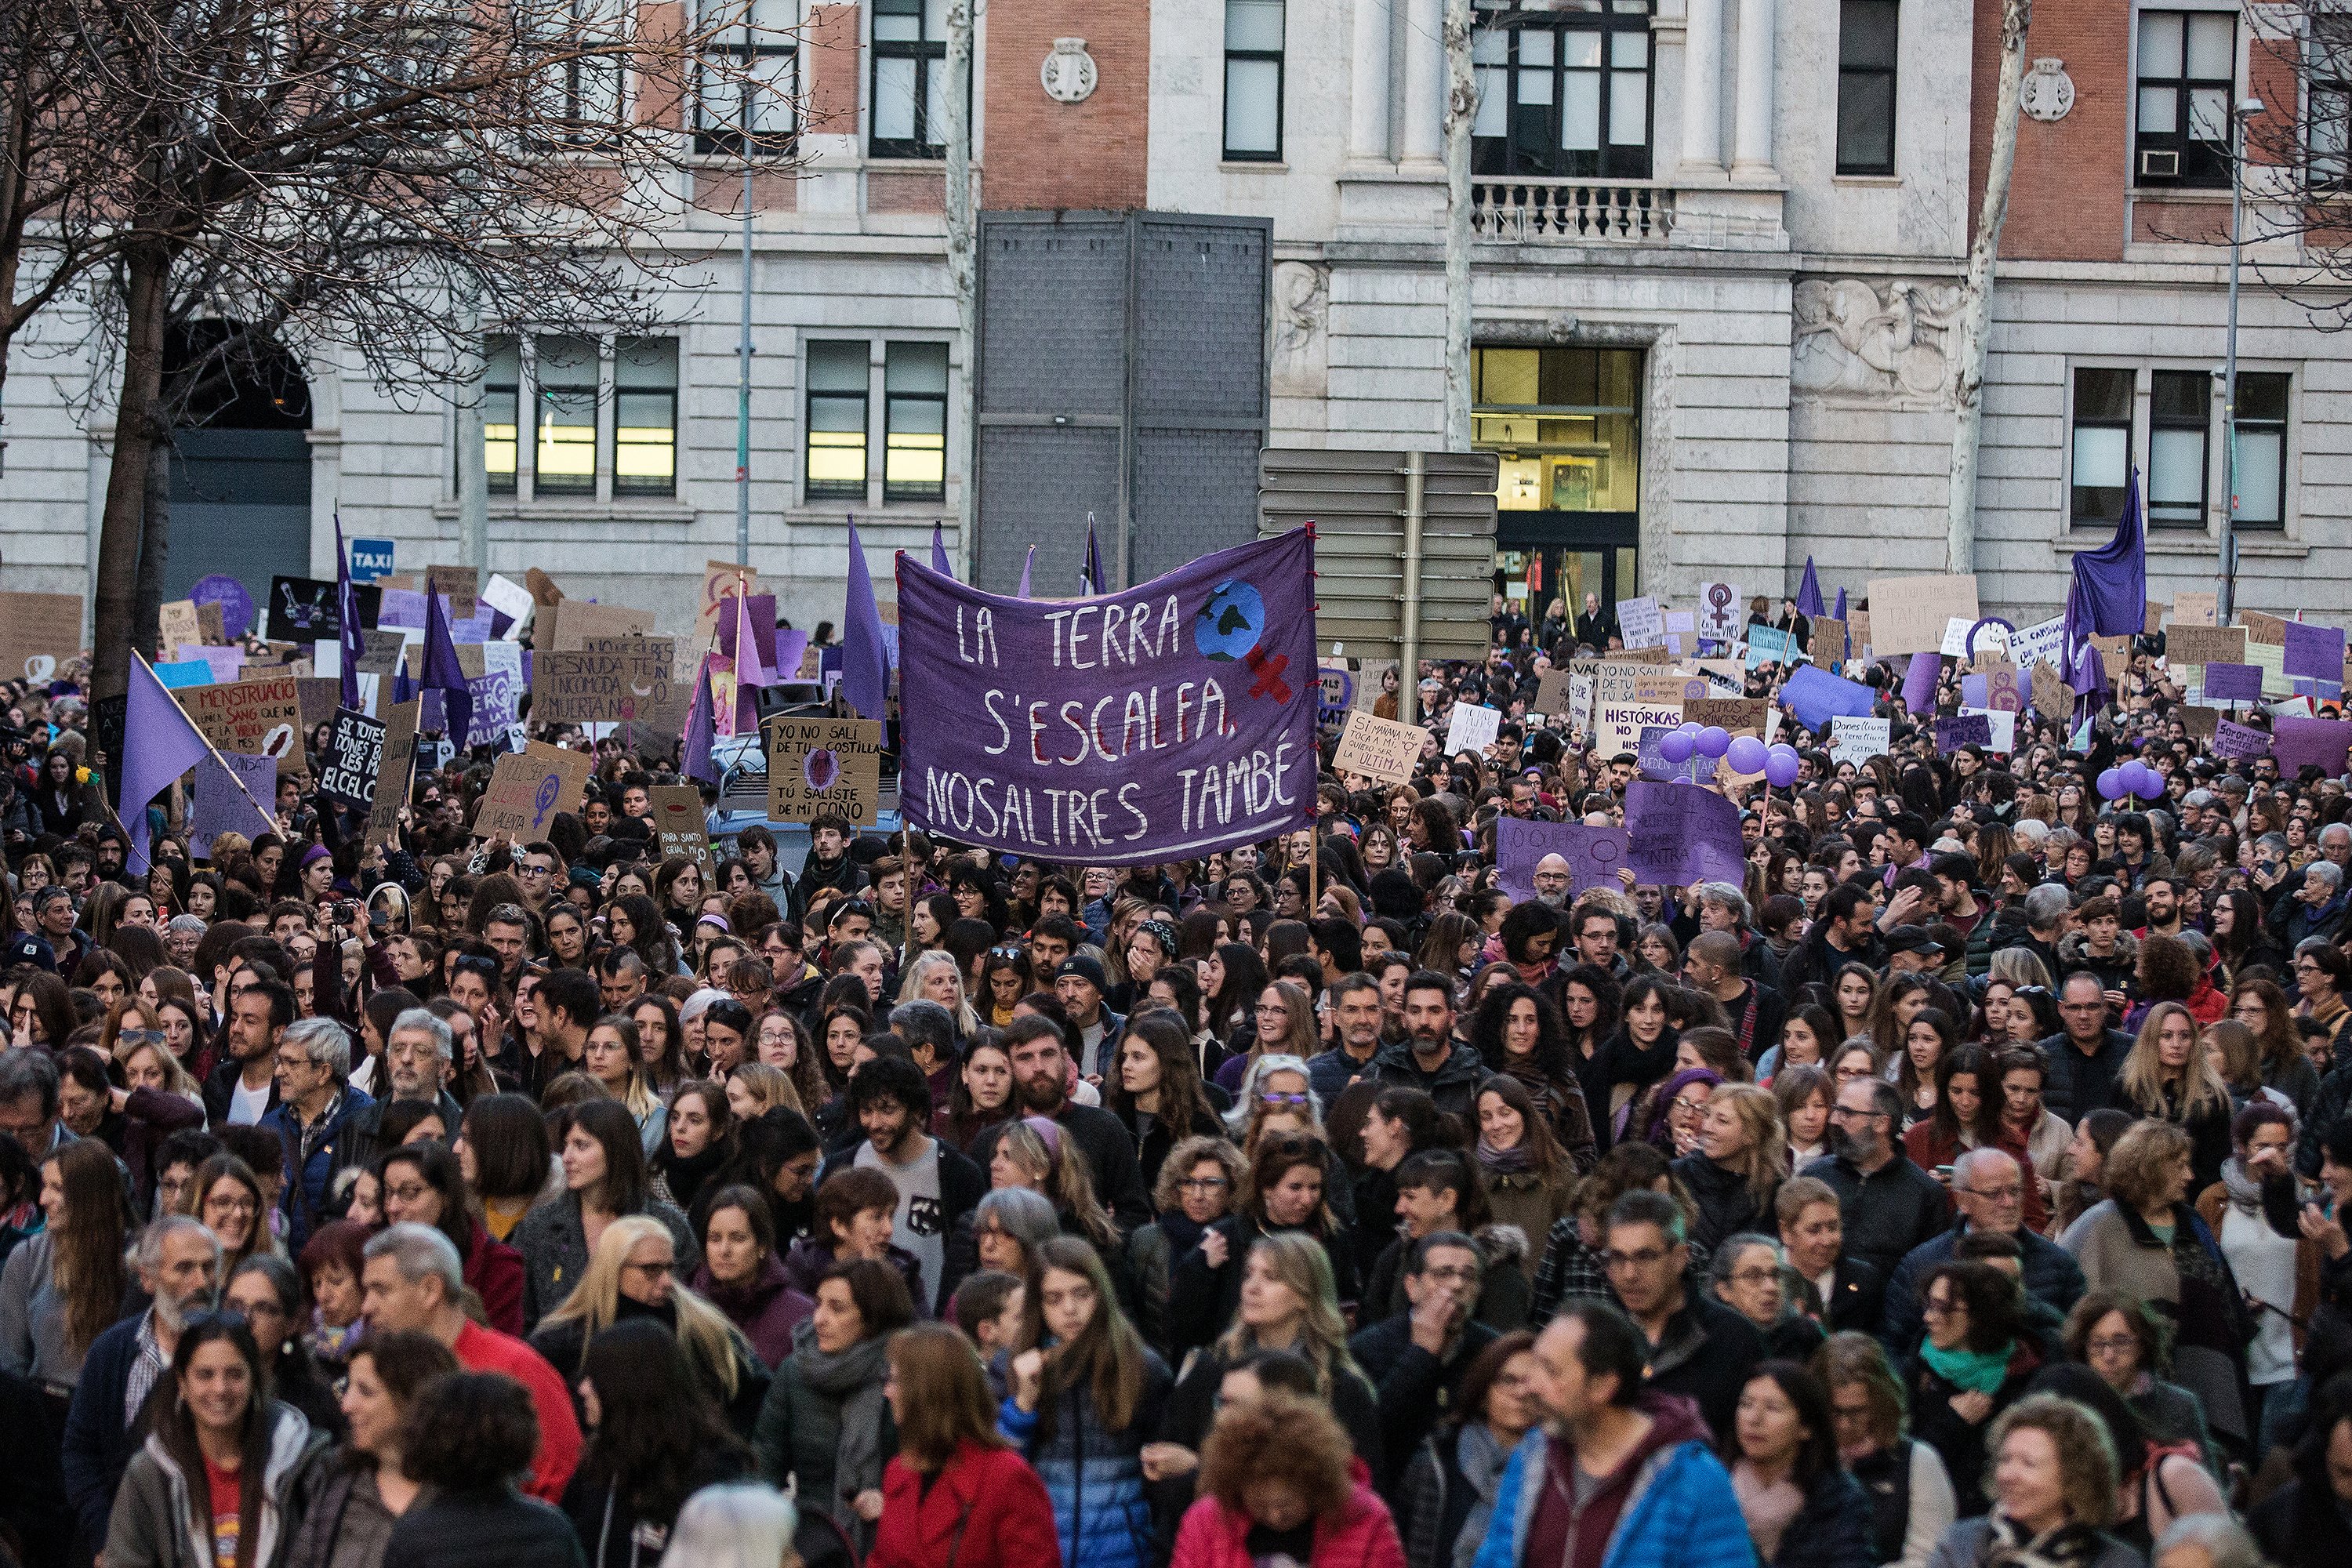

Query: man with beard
1306;972;1387;1104
822;1055;982;1315
1530;854;1572;909
966;1014;1150;1232
1798;1076;1953;1283
62;1217;223;1559
1365;971;1486;1121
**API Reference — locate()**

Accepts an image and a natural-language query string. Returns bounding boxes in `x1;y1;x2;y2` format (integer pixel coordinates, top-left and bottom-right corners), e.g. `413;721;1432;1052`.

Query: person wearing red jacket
868;1323;1063;1568
1170;1392;1406;1568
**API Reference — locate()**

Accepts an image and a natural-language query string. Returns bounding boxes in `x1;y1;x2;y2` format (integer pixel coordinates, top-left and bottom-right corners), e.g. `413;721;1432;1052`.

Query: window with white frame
2232;371;2290;529
1471;0;1654;180
695;0;796;155
1836;0;1898;175
1224;0;1286;160
2309;20;2352;188
2135;9;2234;187
2071;367;2135;528
2147;369;2209;528
872;0;946;158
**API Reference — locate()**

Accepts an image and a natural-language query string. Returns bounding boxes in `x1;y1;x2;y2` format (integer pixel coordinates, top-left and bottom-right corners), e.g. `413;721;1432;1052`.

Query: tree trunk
90;244;172;704
132;433;171;658
1442;0;1474;450
1944;0;2034;575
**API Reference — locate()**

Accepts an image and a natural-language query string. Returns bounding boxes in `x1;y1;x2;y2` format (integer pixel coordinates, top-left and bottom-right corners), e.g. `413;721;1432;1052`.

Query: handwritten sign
1596;697;1684;761
190;750;279;859
541;600;657;652
158;600;202;652
1696;583;1743;643
1812;616;1848;665
474;742;592;840
2285;621;2346;681
365;702;420;847
2244;612;2289;646
425;565;480;621
1616;596;1666;651
2167;626;2245;667
1934;713;1993;752
2172;592;2217;627
1865;575;1980;656
648;785;714;875
0;592;82;684
1333;711;1426;787
1829;716;1891;765
1686;698;1768;732
177;675;305;775
698;561;758;648
1443;702;1502;757
1494;818;1630;902
1746;625;1802;669
1533;670;1575;720
532;636;681;726
2202;662;2263;703
1625;780;1744;887
768;717;884;826
2212;718;2270;759
2273;717;2352;777
318;709;387;811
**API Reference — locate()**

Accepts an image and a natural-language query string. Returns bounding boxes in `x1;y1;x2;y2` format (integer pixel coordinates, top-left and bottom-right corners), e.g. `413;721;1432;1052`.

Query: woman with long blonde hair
528;1214;764;1430
2114;1000;2234;1186
1669;1081;1786;1251
895;950;982;1040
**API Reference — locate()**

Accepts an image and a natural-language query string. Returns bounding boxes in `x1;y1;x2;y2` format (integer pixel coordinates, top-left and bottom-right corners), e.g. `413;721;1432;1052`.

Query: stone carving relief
1791;278;1962;405
1269;260;1330;398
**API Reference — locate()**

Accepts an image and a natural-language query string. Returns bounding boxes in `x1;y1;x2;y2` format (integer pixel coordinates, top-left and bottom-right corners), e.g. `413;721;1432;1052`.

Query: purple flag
1901;652;1940;716
1832;586;1848;623
1780;666;1876;731
121;654;217;874
733;590;773;688
681;653;717;784
423;586;472;747
1017;546;1035;599
842;518;891;721
2070;635;2108;702
1082;517;1106;596
2067;467;2147;641
335;513;363;710
931;524;953;577
896;528;1319;864
1795;557;1825;620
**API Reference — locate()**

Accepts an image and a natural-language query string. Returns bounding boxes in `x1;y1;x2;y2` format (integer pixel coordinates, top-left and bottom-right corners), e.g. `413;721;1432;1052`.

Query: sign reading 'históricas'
896;529;1319;864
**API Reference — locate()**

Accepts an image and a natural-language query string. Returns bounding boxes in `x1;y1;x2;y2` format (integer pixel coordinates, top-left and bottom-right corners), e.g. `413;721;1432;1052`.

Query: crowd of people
0;586;2346;1568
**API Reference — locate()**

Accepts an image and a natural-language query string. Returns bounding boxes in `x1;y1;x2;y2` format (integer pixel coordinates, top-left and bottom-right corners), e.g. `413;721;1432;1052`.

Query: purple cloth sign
2203;662;2263;702
2212;719;2271;760
375;590;426;629
190;750;278;858
1960;673;1988;707
2273;717;2352;776
1625;780;1744;887
2285;621;2346;681
1935;713;1992;753
1780;666;1876;731
897;528;1319;864
1494;818;1631;902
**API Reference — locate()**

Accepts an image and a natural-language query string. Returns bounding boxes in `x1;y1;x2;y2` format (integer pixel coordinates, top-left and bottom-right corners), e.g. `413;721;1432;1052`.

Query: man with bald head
1880;1146;2085;1352
1530;854;1572;909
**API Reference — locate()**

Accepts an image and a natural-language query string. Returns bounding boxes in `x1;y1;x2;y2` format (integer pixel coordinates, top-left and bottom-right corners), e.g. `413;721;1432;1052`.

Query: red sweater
453;1319;583;1503
866;1441;1062;1568
1169;1468;1406;1568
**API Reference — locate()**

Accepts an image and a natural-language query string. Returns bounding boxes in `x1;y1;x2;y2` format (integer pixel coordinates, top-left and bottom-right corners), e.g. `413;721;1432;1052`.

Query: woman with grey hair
658;1483;798;1568
1711;1233;1824;1360
969;1187;1060;1282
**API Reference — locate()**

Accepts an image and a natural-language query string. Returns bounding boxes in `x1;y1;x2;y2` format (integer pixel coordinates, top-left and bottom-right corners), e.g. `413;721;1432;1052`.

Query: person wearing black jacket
2252;1372;2352;1568
1348;1231;1499;1469
966;1017;1151;1235
559;1320;752;1568
2039;972;2136;1122
201;978;292;1127
1598;1189;1766;1441
1799;1077;1954;1284
816;1058;985;1317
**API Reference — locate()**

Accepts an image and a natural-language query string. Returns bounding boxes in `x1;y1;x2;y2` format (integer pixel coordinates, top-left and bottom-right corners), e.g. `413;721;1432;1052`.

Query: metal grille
972;426;1121;594
1258;448;1498;661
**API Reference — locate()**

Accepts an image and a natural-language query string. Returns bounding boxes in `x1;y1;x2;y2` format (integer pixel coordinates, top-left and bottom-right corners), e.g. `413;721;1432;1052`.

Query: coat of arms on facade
1042;38;1098;103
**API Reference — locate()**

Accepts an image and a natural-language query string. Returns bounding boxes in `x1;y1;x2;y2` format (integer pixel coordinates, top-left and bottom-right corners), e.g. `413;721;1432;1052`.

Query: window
1224;0;1286;160
2310;22;2352;188
695;0;796;155
2136;10;2233;187
871;0;946;158
532;0;628;144
807;341;870;499
1472;2;1654;180
1836;0;1898;174
534;336;599;495
2146;369;2209;527
614;339;678;497
483;337;521;495
2071;368;2135;527
2232;371;2290;528
884;343;949;502
1472;346;1642;513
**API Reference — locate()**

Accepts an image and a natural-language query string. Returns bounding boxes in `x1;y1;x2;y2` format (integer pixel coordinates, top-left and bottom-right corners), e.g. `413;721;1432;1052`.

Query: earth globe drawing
1193;579;1266;662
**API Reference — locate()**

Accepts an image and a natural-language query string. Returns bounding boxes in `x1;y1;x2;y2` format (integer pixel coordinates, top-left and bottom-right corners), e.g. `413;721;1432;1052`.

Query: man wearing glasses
514;843;565;916
1589;1189;1763;1441
263;1017;371;1250
1800;1077;1953;1283
1348;1229;1494;1465
1880;1147;2085;1356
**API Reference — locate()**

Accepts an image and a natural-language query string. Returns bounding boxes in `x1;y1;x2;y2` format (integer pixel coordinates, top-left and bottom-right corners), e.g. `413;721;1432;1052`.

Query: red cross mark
1244;646;1293;702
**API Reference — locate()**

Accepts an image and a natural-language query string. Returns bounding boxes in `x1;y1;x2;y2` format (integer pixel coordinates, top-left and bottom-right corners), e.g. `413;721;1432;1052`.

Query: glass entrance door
1476;344;1642;640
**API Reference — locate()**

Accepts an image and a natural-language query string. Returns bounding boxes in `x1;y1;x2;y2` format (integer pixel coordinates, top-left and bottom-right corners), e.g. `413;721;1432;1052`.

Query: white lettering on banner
916;739;1300;850
978;682;1237;764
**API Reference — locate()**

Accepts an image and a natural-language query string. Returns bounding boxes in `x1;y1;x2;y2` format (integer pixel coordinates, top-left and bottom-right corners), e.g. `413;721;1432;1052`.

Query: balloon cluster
1656;723;1802;788
2096;758;2161;802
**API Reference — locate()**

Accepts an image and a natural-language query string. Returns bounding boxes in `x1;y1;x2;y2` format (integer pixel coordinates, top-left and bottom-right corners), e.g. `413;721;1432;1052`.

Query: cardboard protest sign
296;678;342;728
2178;706;2220;741
1533;670;1575;719
2096;636;2131;680
1333;712;1426;787
189;750;279;859
2244;611;2289;645
1595;695;1683;760
1633;670;1708;704
1686;698;1768;732
158;600;202;652
540;600;657;652
1864;575;1979;655
474;742;593;840
1494;818;1630;902
0;591;82;684
177;675;305;775
1443;702;1501;757
364;702;420;847
2167;626;2245;667
2285;622;2347;681
1624;780;1744;886
2212;718;2270;759
648;785;714;875
698;561;757;648
424;566;479;621
1829;716;1891;764
768;717;884;826
318;710;387;811
2172;592;2218;627
1616;597;1666;650
464;642;524;748
1811;617;1847;665
533;636;681;727
2272;717;2352;776
2145;601;2167;636
1355;660;1396;713
1934;713;1993;752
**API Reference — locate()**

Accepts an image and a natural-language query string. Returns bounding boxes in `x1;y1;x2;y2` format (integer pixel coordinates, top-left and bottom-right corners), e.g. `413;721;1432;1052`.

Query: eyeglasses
1602;1247;1672;1271
116;1029;165;1047
1829;1105;1887;1121
1420;1265;1480;1285
1668;1097;1708;1117
1254;1004;1289;1018
2086;1334;2140;1356
517;865;553;879
384;1183;429;1204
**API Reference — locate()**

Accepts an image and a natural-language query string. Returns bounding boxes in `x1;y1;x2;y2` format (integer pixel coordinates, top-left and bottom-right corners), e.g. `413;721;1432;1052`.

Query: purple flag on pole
931;524;953;577
681;653;717;784
2067;467;2147;641
423;586;472;747
1017;546;1035;599
896;528;1319;865
1901;652;1940;716
1082;518;1106;596
1832;586;1848;624
121;654;217;875
334;514;363;710
733;590;773;688
842;518;891;721
1795;557;1825;620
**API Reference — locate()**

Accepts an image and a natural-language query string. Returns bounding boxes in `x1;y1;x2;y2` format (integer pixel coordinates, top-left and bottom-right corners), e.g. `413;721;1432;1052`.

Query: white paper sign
1829;715;1892;765
1443;702;1502;757
1940;616;1977;659
1617;597;1666;650
1697;583;1744;643
2011;616;2067;671
483;574;536;639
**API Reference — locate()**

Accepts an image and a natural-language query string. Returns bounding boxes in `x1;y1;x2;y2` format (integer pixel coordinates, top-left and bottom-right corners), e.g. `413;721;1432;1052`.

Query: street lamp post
2220;95;2263;622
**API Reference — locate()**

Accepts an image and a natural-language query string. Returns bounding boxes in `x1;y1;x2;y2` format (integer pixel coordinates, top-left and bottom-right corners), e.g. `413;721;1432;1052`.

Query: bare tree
2238;11;2352;323
1944;0;2033;575
31;0;793;709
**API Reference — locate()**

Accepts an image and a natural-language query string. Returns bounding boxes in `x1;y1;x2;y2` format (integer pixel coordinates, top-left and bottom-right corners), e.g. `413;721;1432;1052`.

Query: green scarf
1920;1338;2013;1394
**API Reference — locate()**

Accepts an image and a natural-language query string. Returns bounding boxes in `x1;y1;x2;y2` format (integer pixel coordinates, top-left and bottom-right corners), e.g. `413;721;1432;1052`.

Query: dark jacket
264;1087;376;1251
2038;1028;2133;1123
60;1311;151;1558
200;1057;281;1129
561;1441;750;1568
1796;1150;1954;1283
1767;1466;1875;1568
1629;1285;1769;1443
383;1487;588;1568
510;1196;699;1331
968;1105;1152;1235
1907;1341;2043;1517
1349;1312;1500;1475
1882;1224;2086;1356
1365;1040;1490;1123
815;1138;987;1315
1812;1256;1886;1337
336;1088;465;1184
2251;1474;2352;1568
1668;1154;1777;1255
1166;1209;1359;1356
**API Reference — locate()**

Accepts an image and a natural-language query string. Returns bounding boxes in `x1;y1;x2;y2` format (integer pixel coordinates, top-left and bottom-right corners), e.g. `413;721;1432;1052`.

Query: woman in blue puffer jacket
998;1237;1173;1568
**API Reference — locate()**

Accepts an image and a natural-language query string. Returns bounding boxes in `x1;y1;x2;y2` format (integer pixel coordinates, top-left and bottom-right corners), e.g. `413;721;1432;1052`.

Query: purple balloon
1763;745;1802;789
1726;735;1768;775
2124;760;2158;798
1658;730;1696;766
1679;720;1704;735
2096;767;2125;801
1696;726;1732;759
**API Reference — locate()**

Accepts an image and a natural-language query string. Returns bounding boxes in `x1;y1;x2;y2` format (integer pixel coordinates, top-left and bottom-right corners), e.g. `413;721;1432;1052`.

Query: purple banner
2285;621;2345;681
2212;718;2270;760
1625;780;1744;887
2203;662;2263;702
897;529;1319;864
1495;818;1630;902
1780;666;1876;731
2274;716;2352;777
